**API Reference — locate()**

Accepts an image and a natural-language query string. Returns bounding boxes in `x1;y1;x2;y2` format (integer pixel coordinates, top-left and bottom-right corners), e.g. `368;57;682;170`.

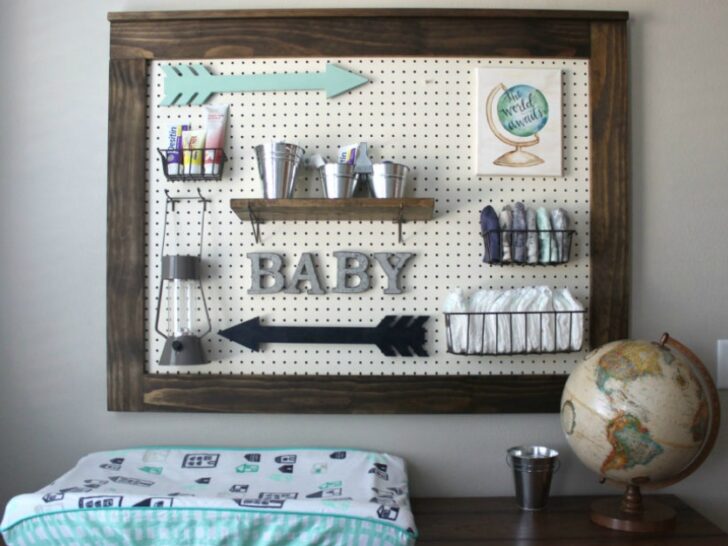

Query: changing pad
1;447;417;546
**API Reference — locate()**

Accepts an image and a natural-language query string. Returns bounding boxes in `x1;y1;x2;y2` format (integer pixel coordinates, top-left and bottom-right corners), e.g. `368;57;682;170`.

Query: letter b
333;251;370;293
247;252;285;294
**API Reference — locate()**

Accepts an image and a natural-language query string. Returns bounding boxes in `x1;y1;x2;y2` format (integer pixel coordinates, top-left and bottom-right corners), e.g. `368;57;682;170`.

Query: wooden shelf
230;198;434;222
230;198;434;243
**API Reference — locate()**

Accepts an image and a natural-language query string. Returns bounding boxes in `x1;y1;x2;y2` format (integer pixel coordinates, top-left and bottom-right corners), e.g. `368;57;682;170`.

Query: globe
560;335;720;532
496;84;549;138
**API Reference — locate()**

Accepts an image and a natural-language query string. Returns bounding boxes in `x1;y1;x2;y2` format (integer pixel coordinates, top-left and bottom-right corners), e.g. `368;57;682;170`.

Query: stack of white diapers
443;286;584;354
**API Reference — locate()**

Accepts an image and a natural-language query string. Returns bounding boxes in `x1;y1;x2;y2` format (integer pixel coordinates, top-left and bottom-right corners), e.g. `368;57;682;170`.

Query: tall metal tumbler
319;163;359;198
506;446;560;511
370;162;409;198
255;142;305;198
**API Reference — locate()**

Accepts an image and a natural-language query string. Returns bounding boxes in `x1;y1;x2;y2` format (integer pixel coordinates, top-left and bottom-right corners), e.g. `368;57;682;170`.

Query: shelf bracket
247;204;262;244
397;202;405;244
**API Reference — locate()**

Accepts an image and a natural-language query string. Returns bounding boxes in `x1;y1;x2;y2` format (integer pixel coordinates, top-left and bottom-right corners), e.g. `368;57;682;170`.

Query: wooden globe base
494;147;544;167
590;484;676;533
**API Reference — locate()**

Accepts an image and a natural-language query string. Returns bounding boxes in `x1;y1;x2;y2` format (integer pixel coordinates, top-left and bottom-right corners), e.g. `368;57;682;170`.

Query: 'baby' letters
247;252;413;295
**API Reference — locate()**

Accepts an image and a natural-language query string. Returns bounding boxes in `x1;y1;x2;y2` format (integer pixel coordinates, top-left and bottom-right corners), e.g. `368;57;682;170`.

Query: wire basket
482;229;576;265
157;148;228;181
444;310;586;356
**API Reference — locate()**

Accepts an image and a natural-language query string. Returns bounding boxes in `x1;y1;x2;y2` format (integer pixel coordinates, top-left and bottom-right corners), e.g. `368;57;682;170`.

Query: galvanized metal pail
370;162;409;198
319;163;360;198
255;142;305;198
506;445;560;511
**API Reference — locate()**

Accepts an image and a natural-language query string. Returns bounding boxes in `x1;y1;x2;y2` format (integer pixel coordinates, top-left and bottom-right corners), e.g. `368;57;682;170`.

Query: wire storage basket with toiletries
157;148;228;181
444;309;586;356
481;229;577;266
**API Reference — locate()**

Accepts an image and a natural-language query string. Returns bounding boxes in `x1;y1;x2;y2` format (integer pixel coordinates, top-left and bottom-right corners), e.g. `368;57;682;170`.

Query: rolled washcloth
443;289;469;353
526;207;539;264
550;208;570;263
499;205;513;262
536;207;556;263
553;288;585;351
512;202;527;263
480;205;501;263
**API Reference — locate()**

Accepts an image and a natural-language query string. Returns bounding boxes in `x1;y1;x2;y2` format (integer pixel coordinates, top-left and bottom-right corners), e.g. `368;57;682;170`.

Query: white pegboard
144;57;590;376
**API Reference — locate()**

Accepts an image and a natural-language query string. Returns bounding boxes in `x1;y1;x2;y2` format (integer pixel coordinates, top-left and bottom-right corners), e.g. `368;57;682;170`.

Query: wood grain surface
412;496;727;545
142;373;567;414
109;15;592;60
231;198;435;222
106;59;147;412
108;9;629;22
588;22;630;347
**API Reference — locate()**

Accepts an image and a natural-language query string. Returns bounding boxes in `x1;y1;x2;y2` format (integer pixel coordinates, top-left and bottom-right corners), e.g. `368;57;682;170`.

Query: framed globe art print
475;68;563;176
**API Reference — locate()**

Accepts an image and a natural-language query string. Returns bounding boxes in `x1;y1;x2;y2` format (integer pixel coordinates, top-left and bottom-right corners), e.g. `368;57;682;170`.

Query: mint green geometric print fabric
1;447;416;546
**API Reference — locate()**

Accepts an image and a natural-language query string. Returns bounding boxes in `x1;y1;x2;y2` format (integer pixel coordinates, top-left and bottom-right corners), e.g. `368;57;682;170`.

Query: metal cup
370;162;409;198
507;446;560;511
255;142;305;198
319;163;359;198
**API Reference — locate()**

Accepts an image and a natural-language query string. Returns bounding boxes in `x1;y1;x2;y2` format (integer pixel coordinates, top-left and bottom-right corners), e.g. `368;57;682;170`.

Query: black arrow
219;315;429;357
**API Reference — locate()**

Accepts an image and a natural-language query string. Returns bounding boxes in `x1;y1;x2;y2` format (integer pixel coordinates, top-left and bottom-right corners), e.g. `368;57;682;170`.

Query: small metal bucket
370;162;409;198
319;163;360;198
507;446;560;511
255;142;305;198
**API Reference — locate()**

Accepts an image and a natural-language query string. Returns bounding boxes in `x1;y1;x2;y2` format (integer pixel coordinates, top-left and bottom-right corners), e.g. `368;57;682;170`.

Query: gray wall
2;0;727;532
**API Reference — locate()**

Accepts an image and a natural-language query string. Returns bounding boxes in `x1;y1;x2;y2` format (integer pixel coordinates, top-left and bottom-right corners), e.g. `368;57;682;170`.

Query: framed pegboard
107;9;629;414
145;56;590;376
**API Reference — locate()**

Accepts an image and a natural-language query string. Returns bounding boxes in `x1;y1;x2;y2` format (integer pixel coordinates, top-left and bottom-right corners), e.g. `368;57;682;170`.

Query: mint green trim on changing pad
1;506;415;539
2;508;415;546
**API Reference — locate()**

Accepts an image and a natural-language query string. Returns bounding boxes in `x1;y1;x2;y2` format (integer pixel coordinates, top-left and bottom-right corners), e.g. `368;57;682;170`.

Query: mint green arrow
161;63;368;106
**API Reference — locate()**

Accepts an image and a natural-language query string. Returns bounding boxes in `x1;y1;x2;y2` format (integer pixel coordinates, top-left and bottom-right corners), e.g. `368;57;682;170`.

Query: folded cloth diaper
553;288;584;350
536;207;555;263
499;205;513;262
526;207;539;264
443;289;469;353
531;286;556;352
470;289;503;354
512;202;527;263
549;208;570;263
489;289;521;353
511;287;540;353
480;205;501;263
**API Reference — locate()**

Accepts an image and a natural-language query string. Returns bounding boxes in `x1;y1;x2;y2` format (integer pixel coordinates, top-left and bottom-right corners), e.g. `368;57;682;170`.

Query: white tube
203;104;229;175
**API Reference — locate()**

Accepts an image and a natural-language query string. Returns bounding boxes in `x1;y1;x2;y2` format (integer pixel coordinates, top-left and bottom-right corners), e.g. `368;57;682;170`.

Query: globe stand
494;145;544;168
591;484;676;533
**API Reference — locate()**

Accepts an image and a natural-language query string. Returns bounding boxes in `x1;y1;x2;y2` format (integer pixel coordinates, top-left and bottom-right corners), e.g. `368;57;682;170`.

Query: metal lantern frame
154;189;212;365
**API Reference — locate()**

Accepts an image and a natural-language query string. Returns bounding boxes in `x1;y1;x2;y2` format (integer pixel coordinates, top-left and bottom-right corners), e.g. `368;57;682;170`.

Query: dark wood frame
107;9;629;414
